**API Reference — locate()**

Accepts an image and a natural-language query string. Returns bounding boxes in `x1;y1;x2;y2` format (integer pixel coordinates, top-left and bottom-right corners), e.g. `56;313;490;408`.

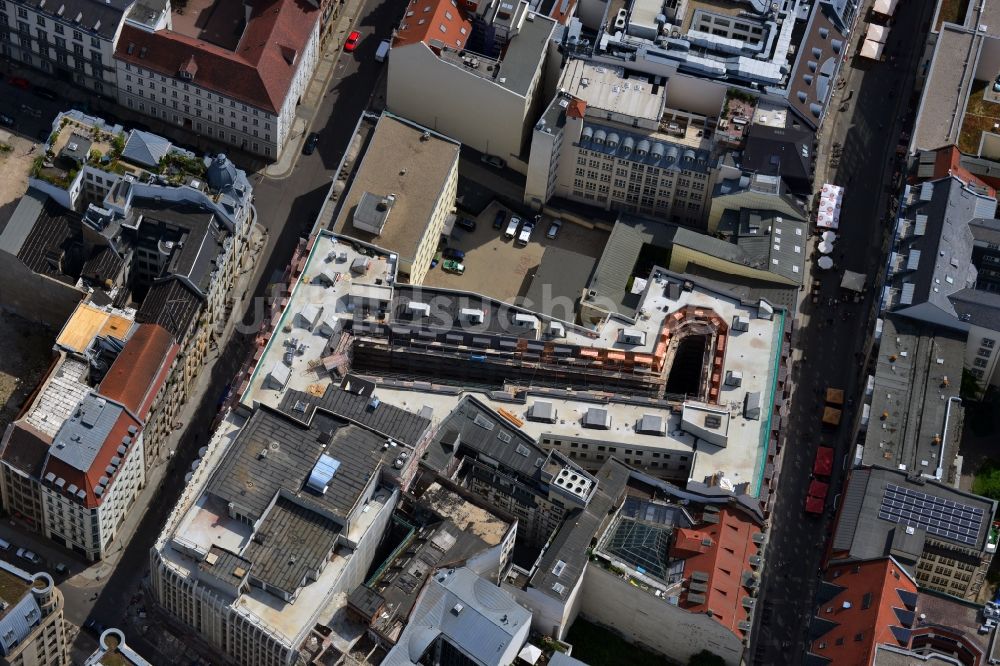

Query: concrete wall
388;44;534;163
663;74;728;117
0;257;86;329
966;324;1000;393
669;243;798;286
579;564;743;666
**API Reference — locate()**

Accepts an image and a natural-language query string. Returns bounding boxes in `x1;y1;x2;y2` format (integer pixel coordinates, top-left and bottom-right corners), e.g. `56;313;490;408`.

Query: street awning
872;0;898;16
841;270;866;292
814;446;834;477
860;39;885;60
865;23;889;43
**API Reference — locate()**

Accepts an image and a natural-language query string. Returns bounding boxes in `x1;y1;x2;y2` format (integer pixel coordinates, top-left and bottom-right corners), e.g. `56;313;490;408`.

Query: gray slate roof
49;394;121;471
21;0;133;40
0;189;46;257
530;458;631;601
242;496;342;595
949;288;1000;331
891;177;984;325
279;385;431;448
122;130;172;169
831;466;997;567
204;405;388;523
383;567;531;666
423;396;548;480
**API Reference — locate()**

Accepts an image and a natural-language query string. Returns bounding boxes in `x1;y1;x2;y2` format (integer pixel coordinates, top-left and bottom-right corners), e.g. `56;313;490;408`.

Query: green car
442;259;465;275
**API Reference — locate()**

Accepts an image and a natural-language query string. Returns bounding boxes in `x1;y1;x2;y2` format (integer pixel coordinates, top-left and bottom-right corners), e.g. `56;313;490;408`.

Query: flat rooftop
559;59;665;124
24;358;92;438
55;302;134;355
163;405;397;646
331;115;459;264
862;316;965;475
241;232;397;409
912;27;977;153
0;566;29;621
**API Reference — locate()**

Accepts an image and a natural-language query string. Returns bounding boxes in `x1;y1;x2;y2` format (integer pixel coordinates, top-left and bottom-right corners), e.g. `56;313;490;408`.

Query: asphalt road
750;3;938;664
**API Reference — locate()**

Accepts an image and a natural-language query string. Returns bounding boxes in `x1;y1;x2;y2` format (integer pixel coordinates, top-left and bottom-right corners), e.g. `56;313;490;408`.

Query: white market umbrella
821;231;837;242
818;240;834;254
817;256;834;269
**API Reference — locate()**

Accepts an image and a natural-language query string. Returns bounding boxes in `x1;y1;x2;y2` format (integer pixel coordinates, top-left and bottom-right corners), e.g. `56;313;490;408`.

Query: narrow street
750;2;937;664
0;0;408;661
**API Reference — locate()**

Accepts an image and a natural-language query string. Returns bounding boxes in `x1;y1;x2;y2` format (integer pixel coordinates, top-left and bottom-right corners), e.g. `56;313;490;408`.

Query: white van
504;216;521;240
0;538;10;551
375;40;390;63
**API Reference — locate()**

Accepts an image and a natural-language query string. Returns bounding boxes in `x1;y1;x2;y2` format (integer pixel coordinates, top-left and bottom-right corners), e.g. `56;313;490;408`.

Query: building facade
113;0;320;159
0;0;133;100
0;566;68;666
526;61;734;226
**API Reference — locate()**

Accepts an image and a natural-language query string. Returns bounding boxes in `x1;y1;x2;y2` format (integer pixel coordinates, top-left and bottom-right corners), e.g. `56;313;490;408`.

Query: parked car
0;538;11;551
455;217;476;232
516;221;534;247
493;209;506;229
345;31;361;52
7;77;29;90
546;220;562;239
375;39;390;63
504;216;520;240
481;154;506;169
16;548;41;565
430;251;442;269
303;132;320;155
442;259;465;275
0;113;14;128
32;87;57;101
442;247;465;261
84;619;106;637
53;562;68;575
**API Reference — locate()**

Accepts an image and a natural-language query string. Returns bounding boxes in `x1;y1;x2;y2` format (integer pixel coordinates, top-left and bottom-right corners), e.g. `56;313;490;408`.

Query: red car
345;31;361;52
7;76;30;90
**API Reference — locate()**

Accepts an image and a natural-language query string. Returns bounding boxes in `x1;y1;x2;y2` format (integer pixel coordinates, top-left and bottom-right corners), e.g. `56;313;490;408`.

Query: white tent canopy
818;240;835;254
841;270;866;292
817;183;844;229
865;23;888;43
872;0;898;16
817;256;834;270
860;39;885;60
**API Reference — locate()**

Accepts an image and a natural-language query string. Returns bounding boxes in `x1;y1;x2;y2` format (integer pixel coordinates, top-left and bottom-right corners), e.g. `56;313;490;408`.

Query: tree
973;460;1000;501
688;650;725;666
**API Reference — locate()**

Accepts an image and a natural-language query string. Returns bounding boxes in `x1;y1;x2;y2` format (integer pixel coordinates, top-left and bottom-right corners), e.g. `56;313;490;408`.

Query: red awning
813;446;834;477
808;479;830;500
805;496;825;515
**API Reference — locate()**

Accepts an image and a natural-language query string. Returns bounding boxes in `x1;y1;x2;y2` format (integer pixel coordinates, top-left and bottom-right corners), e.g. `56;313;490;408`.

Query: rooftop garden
157;151;207;184
959;80;1000;154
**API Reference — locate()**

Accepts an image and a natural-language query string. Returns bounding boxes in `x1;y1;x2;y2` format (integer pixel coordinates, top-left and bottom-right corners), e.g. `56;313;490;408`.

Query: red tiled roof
672;507;762;639
115;0;320;114
99;323;179;422
930;145;998;197
809;558;917;665
42;407;142;509
393;0;472;50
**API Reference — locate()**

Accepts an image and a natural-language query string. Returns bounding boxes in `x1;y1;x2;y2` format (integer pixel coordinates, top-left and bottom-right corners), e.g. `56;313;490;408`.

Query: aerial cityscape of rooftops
2;0;1000;664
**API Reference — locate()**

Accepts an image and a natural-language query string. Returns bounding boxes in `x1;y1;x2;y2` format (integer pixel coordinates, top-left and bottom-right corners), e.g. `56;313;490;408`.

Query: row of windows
123;63;264;115
2;5;99;46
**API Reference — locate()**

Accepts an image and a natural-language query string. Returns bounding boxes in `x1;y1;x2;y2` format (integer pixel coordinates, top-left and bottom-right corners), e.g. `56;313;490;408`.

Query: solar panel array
878;483;984;547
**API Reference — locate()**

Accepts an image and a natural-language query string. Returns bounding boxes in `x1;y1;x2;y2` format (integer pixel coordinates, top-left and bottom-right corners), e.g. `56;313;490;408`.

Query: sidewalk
264;0;373;179
65;222;268;589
